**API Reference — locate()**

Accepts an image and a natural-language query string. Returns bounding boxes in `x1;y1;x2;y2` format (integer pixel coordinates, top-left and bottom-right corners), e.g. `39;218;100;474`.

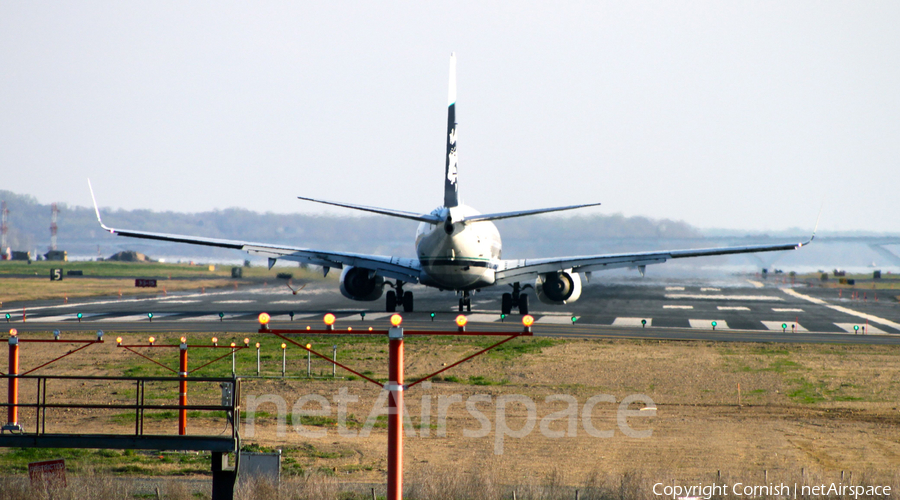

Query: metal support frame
259;314;534;500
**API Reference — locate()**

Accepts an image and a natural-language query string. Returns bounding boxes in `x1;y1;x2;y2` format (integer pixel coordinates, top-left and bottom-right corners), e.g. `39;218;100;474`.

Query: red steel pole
7;335;18;430
178;341;188;436
387;326;404;500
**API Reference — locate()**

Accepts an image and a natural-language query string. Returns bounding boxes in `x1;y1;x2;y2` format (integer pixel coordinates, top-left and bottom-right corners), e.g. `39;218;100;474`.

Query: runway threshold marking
613;317;652;327
782;289;900;332
664;305;693;309
834;323;888;335
665;286;685;291
772;308;804;312
701;287;721;292
536;315;579;324
718;306;750;311
688;319;729;330
761;321;808;332
464;314;501;323
666;293;784;301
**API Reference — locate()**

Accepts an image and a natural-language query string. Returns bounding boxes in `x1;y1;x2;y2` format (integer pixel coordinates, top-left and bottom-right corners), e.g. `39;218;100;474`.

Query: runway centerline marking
663;305;693;309
701;287;721;292
782;289;900;331
665;286;685;291
718;306;750;311
772;308;804;312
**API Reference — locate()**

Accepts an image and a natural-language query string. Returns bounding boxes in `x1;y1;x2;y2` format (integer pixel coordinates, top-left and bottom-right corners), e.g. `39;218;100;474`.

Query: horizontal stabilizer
297;196;442;224
461;202;602;223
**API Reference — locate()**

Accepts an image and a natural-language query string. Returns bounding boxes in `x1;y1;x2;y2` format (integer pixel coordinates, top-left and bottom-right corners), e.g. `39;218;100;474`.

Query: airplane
89;54;814;315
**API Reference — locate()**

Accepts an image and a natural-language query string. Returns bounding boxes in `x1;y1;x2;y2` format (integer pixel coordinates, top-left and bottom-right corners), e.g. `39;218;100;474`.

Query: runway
3;276;899;345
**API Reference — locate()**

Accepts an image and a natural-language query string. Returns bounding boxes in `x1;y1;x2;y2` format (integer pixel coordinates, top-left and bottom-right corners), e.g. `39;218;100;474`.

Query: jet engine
339;266;384;301
535;270;582;305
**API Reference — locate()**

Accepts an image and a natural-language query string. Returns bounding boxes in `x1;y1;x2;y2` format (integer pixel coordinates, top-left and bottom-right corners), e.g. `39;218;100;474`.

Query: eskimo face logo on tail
447;127;458;185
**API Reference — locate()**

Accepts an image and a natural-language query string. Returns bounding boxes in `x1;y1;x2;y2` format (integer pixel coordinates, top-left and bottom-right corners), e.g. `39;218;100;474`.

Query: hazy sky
2;2;898;232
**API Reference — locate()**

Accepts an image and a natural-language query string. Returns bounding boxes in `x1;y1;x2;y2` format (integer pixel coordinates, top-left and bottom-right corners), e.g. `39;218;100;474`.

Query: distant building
45;250;68;261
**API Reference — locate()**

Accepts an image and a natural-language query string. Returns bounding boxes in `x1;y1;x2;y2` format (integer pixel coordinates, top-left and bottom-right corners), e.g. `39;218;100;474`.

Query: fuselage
415;204;501;291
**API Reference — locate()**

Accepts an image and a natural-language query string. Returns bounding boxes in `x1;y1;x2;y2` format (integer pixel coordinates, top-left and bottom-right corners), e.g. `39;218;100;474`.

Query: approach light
306;326;311;331
255;342;260;349
97;330;104;341
116;337;123;345
244;338;250;346
306;343;311;349
148;336;156;345
455;315;468;328
180;336;187;344
230;342;236;348
368;327;373;331
323;313;336;326
390;314;403;327
281;343;287;350
522;315;534;328
211;337;218;345
9;328;17;337
258;313;270;325
347;327;352;331
53;330;60;340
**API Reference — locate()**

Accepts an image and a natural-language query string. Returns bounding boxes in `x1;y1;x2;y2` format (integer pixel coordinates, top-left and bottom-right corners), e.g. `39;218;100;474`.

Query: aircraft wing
494;239;812;284
88;184;422;284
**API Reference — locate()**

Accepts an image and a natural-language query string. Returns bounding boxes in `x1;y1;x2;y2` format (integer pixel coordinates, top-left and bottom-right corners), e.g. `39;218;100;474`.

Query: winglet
798;204;823;248
87;179;114;233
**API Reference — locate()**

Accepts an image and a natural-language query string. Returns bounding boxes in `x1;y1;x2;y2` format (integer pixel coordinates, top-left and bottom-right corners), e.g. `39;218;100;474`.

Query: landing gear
508;282;530;315
458;291;472;312
501;293;513;315
517;293;529;315
386;282;413;313
402;291;414;313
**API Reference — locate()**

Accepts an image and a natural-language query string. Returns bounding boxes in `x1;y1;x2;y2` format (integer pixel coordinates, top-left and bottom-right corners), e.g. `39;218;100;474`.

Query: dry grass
0;277;244;303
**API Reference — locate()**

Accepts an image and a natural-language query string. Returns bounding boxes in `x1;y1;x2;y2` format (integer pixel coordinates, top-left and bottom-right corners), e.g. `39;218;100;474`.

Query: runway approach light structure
390;314;403;327
324;313;336;331
455;314;467;332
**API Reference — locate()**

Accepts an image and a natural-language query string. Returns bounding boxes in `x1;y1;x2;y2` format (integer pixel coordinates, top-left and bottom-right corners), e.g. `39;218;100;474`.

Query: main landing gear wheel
386;291;397;312
402;292;414;313
517;294;529;315
501;293;513;315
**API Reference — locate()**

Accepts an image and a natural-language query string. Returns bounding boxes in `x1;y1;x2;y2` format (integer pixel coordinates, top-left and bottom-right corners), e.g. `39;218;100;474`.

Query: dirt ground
4;333;900;486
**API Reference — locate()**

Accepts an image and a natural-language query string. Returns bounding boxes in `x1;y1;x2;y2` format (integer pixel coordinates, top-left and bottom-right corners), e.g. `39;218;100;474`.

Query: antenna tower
1;201;8;252
50;203;59;251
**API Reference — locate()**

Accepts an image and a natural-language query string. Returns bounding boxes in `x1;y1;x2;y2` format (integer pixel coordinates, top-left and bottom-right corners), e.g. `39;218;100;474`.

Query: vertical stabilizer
444;53;459;208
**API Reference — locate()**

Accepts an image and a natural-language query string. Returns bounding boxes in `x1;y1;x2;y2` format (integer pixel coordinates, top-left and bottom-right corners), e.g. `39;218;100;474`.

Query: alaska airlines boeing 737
89;54;813;315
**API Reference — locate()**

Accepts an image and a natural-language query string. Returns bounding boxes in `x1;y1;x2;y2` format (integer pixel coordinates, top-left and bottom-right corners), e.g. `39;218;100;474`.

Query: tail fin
444;53;459;208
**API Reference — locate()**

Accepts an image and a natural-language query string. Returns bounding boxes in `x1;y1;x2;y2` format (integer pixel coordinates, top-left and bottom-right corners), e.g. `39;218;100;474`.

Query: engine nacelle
339;266;384;301
535;270;582;305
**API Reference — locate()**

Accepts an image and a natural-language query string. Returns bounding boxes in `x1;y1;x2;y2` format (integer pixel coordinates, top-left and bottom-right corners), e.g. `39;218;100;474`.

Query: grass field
0;260;329;303
2;329;900;496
